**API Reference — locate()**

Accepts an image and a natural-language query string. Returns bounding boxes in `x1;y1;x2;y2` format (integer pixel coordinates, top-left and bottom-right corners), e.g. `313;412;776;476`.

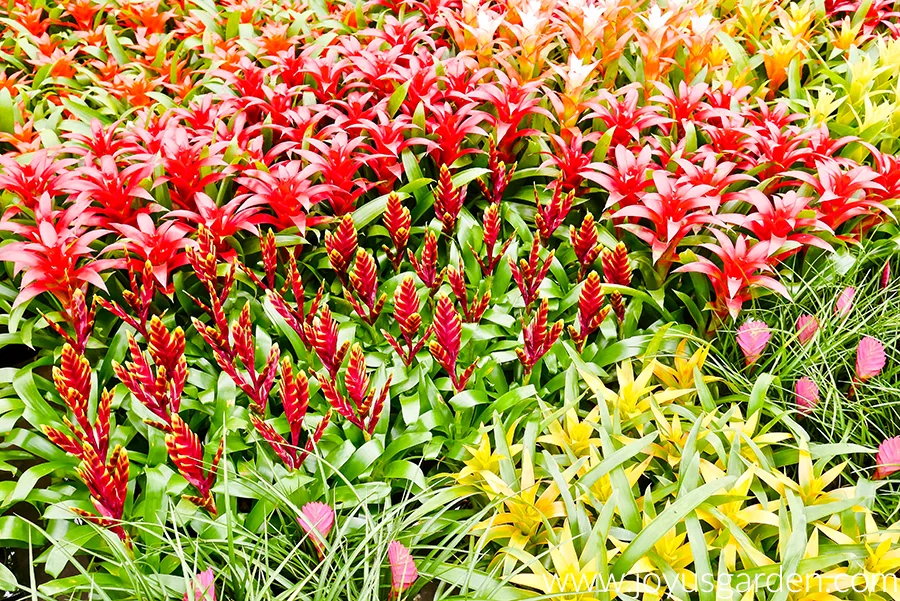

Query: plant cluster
0;0;900;597
454;362;896;601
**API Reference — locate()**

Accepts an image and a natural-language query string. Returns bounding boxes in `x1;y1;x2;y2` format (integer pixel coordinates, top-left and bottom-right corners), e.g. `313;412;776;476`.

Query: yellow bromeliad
697;462;779;570
753;440;855;506
586;359;692;423
510;522;655;601
717;405;791;466
645;402;712;468
475;448;577;570
612;512;697;599
579;447;651;512
538;406;601;459
652;339;718;391
454;426;523;490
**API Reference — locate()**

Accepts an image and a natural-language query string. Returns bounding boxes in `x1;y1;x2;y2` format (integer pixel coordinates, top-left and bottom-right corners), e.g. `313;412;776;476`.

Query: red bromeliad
477;139;516;205
383;276;432;366
570;212;603;281
41;288;95;354
409;229;444;295
433;164;466;234
267;253;325;349
305;306;351;379
472;204;514;276
251;359;331;470
319;344;391;437
382;193;411;271
613;170;720;271
0;194;118;308
114;317;187;428
42;307;131;542
447;261;491;323
535;184;575;246
325;214;359;277
166;413;223;514
601;242;631;323
429;295;477;393
97;259;156;338
510;238;554;310
568;272;610;351
676;230;789;322
516;298;564;375
346;249;387;325
195;302;280;414
75;443;130;543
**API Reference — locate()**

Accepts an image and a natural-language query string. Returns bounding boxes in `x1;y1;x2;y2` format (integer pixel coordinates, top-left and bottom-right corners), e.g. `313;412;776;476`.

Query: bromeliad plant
452;352;897;600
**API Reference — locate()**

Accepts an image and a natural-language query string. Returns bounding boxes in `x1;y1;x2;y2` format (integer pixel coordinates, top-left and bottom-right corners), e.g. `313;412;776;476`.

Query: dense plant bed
1;0;900;597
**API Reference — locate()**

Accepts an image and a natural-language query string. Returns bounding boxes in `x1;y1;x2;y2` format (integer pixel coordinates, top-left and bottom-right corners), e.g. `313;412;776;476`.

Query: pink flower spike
856;336;886;381
184;569;215;601
388;541;418;597
875;436;900;480
835;286;855;317
736;320;771;366
882;261;891;289
796;314;819;346
298;502;335;559
795;377;819;415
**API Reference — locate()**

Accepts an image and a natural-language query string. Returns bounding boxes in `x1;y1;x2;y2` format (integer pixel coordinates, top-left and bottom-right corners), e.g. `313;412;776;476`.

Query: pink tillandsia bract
297;502;335;560
856;336;886;381
795;377;820;415
736;320;772;366
796;314;819;346
388;541;418;599
184;569;216;601
875;437;900;480
835;286;856;317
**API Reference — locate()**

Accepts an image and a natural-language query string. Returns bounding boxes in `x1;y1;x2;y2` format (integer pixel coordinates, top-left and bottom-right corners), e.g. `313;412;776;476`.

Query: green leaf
14;367;59;430
0;88;14;134
0;563;15;591
105;28;127;65
610;476;735;578
748;373;776;417
387;81;409;117
578;432;656;489
340;439;384;481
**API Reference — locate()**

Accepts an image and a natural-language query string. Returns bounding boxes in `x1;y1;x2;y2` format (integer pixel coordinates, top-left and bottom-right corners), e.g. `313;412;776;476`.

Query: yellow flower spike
696;463;778;570
538;406;601;459
616;509;697;594
876;38;900;85
818;509;900;575
847;52;887;105
777;0;814;41
646;404;711;467
813;511;900;598
736;0;778;50
860;97;897;137
653;339;719;391
715;406;791;466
